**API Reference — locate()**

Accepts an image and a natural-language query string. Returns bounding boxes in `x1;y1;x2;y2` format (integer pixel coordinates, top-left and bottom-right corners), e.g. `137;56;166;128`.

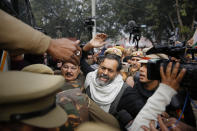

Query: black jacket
117;79;196;128
117;79;155;122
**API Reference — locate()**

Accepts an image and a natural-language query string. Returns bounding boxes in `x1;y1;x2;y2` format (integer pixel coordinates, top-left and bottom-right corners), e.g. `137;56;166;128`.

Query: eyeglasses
62;65;78;71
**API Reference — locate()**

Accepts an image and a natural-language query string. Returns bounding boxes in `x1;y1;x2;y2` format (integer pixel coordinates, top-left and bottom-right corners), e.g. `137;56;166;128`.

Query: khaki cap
76;122;120;131
22;64;54;75
139;53;168;63
104;47;122;57
0;71;67;128
114;46;124;52
131;51;144;57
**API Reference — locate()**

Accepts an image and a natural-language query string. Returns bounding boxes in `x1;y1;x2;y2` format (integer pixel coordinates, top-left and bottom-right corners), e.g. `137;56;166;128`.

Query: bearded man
84;54;128;114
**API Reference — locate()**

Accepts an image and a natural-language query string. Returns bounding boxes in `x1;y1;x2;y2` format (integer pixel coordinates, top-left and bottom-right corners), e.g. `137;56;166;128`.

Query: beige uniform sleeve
0;9;51;54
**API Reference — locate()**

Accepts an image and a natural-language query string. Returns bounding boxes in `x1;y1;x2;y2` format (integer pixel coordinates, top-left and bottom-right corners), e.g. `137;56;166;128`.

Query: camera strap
189;95;197;109
168;93;189;130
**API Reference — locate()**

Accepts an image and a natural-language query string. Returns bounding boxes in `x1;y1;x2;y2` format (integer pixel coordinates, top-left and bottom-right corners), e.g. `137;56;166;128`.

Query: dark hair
99;54;122;71
123;56;132;62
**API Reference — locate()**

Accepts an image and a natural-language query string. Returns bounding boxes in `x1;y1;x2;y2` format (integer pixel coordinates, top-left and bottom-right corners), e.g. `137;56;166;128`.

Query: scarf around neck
84;70;124;107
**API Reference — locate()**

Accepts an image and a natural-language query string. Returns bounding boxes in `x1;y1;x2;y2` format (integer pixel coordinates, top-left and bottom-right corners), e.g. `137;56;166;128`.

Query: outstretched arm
83;33;107;52
127;62;186;131
0;9;81;63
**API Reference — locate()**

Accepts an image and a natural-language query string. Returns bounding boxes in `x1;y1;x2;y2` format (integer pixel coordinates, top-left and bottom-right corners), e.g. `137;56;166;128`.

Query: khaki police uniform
22;64;54;75
0;9;51;55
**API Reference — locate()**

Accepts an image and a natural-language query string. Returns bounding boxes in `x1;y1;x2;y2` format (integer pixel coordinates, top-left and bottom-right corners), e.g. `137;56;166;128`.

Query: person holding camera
129;59;197;131
116;54;167;128
126;61;186;131
116;53;195;130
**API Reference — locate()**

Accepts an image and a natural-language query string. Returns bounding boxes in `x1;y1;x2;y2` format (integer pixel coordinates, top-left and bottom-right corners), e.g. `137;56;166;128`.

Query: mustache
99;73;109;80
131;64;138;68
65;72;73;76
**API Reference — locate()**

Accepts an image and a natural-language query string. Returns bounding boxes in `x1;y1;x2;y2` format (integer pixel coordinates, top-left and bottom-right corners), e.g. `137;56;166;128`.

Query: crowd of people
1;8;197;131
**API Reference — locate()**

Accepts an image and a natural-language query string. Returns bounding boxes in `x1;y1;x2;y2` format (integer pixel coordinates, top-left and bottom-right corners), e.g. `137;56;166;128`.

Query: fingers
161;112;170;118
166;62;172;78
101;41;107;46
76;45;82;56
165;118;176;127
141;125;150;131
61;55;79;65
160;64;165;80
73;46;82;64
71;54;80;65
74;40;80;46
176;68;186;83
158;115;169;131
95;33;107;41
149;120;157;131
171;63;180;79
160;62;185;85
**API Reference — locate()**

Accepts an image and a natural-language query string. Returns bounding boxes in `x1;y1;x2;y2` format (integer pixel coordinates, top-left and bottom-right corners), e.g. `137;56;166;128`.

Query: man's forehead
63;62;78;67
141;63;147;66
100;59;118;69
131;57;141;60
101;58;118;64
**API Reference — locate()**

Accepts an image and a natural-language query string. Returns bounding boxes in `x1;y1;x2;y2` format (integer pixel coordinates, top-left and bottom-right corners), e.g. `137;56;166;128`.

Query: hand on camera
160;62;186;91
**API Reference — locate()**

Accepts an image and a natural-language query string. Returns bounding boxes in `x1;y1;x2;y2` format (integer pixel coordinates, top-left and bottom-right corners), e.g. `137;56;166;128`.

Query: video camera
127;20;141;50
146;43;197;91
84;18;95;40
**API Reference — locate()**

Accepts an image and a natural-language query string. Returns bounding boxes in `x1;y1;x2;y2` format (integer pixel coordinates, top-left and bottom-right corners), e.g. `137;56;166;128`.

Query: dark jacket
117;79;196;128
80;50;94;77
117;79;155;125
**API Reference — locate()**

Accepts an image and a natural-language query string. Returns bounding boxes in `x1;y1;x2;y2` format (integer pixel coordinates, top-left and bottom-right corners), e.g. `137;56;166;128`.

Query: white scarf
84;70;124;112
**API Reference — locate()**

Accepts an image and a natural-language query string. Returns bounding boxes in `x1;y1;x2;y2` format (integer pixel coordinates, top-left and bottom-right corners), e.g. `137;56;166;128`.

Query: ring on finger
171;123;176;128
75;50;81;56
166;118;169;122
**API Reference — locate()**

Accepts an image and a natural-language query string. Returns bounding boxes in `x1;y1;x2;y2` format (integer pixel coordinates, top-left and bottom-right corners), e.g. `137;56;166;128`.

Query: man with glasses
60;59;84;90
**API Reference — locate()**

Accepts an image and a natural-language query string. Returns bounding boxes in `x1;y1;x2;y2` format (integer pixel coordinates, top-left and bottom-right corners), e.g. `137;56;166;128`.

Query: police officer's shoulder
22;64;54;75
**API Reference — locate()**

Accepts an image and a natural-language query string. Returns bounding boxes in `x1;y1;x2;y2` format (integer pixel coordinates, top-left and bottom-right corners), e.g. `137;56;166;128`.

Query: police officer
0;71;67;130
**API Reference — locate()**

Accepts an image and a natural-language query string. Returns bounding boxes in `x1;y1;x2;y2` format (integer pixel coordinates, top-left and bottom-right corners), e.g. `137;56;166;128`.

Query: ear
116;70;120;76
61;66;64;72
77;66;81;73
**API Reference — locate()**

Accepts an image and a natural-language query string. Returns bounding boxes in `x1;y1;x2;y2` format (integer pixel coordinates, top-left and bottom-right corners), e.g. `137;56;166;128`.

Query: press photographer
127;44;197;131
127;20;141;50
146;44;197;99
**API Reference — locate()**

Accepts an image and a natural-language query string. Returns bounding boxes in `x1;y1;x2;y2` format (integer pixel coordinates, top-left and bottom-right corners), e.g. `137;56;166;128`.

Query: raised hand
160;62;186;91
89;33;108;48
